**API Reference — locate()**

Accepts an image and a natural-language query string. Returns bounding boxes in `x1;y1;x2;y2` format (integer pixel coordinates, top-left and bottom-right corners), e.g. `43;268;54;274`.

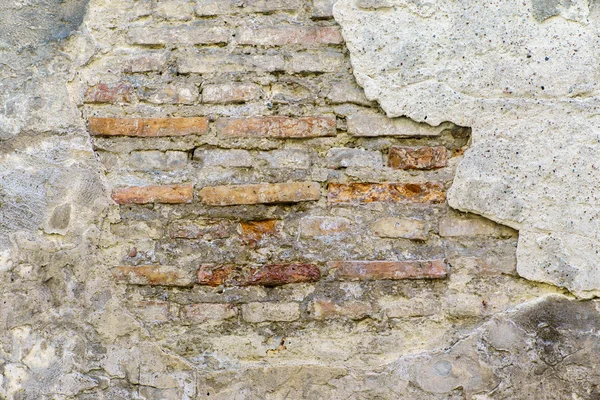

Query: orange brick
112;184;193;204
329;260;448;281
239;220;280;246
89;117;208;137
237;26;343;46
199;182;320;206
310;299;373;320
112;265;195;286
216;116;335;138
85;83;134;104
197;263;321;286
327;182;445;204
388;146;448;170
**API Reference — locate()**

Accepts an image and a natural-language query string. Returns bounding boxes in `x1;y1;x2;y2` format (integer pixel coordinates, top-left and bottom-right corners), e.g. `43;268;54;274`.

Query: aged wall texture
1;0;600;398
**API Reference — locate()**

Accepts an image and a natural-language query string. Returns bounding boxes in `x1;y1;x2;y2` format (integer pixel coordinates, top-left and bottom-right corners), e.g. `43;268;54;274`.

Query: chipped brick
85;83;134;104
327;182;446;204
197;263;321;287
112;184;193;204
329;260;448;280
199;182;321;206
216;116;336;138
89;117;208;137
237;26;343;46
112;265;194;286
388;146;448;170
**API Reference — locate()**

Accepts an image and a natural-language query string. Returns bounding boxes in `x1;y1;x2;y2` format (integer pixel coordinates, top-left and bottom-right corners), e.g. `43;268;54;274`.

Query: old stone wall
1;0;600;399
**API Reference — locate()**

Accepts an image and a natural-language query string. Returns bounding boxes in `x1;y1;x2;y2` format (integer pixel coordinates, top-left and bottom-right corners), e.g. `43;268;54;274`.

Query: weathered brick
199;182;321;205
178;52;284;74
85;83;134;104
193;149;253;167
439;215;517;237
129;24;230;45
112;184;193;204
141;83;199;105
378;296;440;318
388;146;448;170
153;0;193;20
181;303;237;322
195;0;301;16
123;51;169;72
299;216;351;237
257;149;312;169
347;113;447;137
170;219;233;240
329;260;448;280
370;217;428;240
128;151;188;171
216;116;336;138
326;80;371;105
89;117;208;137
310;299;373;320
288;51;345;73
134;301;173;322
197;263;320;286
202;83;262;104
449;256;517;277
326;148;383;169
239;220;280;246
112;265;194;286
327;182;446;204
237;26;343;46
312;0;336;18
242;302;300;323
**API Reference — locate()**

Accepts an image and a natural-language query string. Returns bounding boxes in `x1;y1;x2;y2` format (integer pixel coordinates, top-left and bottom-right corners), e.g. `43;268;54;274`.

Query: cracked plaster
334;0;600;297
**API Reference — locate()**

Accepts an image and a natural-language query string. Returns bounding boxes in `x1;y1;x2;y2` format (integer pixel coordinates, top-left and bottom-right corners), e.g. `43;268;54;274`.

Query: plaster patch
334;0;600;297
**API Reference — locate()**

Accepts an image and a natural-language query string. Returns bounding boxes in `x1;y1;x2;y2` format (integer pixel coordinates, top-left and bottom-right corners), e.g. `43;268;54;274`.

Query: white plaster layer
334;0;600;297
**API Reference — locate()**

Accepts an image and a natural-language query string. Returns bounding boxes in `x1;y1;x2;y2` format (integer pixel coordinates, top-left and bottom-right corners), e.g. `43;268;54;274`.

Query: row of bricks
111;182;446;205
148;0;336;19
104;147;448;172
88;116;448;138
133;296;445;323
87;49;346;75
128;25;343;47
84;80;369;106
122;214;515;242
112;260;448;287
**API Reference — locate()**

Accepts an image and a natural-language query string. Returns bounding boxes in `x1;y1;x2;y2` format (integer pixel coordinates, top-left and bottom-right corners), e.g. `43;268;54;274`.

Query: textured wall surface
1;0;600;398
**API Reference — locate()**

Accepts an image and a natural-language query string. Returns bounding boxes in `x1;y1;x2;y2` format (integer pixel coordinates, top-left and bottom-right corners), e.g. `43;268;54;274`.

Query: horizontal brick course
89;117;208;137
237;26;343;46
388;146;448;170
347;114;447;137
181;303;238;322
195;0;301;16
112;184;193;204
329;260;448;281
327;182;446;204
129;24;230;45
299;216;351;237
370;217;428;240
178;52;284;74
216;116;336;138
112;265;194;286
199;182;321;205
169;219;233;240
242;302;300;323
197;263;320;286
202;83;262;104
239;220;280;246
310;299;373;320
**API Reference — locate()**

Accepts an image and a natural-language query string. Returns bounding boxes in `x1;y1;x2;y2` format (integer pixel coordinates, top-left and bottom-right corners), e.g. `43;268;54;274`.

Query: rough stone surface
334;0;600;297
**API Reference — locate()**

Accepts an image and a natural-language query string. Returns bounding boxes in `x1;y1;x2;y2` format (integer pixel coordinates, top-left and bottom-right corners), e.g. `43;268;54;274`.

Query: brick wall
79;0;541;394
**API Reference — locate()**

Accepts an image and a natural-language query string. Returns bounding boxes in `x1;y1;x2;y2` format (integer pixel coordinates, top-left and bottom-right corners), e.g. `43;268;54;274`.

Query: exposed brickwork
112;265;194;286
329;260;449;280
202;83;262;104
112;184;193;204
197;263;321;286
216;116;336;138
370;217;428;240
181;303;238;322
237;26;343;46
85;83;134;104
199;182;321;206
327;182;446;204
169;219;233;240
242;302;300;322
239;220;280;246
388;146;448;170
310;300;373;320
89;117;208;137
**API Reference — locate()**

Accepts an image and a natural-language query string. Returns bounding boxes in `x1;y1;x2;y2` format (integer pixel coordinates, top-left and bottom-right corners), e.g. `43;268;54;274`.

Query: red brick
327;182;446;204
199;182;321;206
181;303;237;322
216;116;335;138
170;219;233;240
310;299;373;320
85;83;134;104
329;260;448;281
112;265;194;286
388;146;448;170
89;117;208;137
237;26;343;46
239;220;280;246
197;263;321;286
112;184;193;204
